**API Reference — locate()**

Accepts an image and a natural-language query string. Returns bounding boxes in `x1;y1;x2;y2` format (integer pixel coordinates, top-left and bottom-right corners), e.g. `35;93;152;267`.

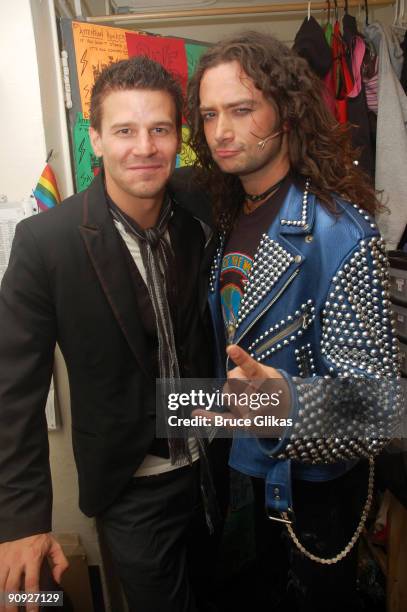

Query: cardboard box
56;533;94;612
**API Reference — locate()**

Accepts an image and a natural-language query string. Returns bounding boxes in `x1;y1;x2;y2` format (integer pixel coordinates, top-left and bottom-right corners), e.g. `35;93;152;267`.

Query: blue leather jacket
208;182;400;515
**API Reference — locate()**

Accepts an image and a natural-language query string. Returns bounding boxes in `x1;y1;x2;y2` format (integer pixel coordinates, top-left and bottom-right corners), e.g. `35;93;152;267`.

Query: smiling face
89;88;181;210
199;60;290;192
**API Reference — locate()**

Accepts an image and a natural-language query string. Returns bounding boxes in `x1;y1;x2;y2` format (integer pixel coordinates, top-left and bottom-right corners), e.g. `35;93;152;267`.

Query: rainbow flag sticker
34;163;61;212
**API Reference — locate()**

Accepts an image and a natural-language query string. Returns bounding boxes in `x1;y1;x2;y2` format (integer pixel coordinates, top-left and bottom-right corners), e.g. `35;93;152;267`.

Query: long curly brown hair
186;31;380;229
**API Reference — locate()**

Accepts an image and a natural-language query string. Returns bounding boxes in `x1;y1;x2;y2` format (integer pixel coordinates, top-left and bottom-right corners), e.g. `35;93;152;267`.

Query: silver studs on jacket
295;343;317;377
277;376;394;464
209;239;224;294
236;236;295;329
248;301;315;362
280;178;311;228
276;235;401;466
352;202;377;230
321;236;399;379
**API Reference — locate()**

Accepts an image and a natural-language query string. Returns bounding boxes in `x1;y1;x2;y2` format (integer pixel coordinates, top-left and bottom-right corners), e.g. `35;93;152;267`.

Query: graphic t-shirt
220;176;292;342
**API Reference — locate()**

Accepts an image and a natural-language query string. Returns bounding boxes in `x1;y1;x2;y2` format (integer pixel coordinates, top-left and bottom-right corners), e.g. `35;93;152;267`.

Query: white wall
30;0;74;199
86;3;395;45
0;0;47;201
50;347;102;565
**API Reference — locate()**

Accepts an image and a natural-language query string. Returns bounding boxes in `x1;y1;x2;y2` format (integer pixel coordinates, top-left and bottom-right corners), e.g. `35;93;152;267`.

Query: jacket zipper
253;311;310;357
226;269;300;371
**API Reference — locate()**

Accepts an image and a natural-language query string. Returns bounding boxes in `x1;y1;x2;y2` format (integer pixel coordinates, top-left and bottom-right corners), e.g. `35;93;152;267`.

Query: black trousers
98;461;222;612
251;460;368;612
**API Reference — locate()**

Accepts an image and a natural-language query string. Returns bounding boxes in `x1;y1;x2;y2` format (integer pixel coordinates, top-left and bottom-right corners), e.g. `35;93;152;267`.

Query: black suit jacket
0;170;215;543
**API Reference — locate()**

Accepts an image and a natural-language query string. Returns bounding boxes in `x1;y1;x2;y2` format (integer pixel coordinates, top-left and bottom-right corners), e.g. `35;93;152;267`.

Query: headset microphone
256;130;284;150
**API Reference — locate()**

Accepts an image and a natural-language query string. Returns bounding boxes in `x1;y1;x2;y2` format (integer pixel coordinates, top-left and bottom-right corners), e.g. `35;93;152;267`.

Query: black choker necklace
244;175;287;203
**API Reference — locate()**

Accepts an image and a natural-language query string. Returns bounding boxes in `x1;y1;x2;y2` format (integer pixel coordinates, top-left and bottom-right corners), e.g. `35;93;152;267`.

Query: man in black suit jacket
0;56;219;612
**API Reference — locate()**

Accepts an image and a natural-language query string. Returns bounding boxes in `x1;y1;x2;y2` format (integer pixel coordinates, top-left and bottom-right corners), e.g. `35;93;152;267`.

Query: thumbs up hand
192;345;292;436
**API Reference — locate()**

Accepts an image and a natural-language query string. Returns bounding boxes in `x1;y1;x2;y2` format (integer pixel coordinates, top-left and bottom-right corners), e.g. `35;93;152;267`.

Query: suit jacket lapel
169;178;216;319
79;175;151;379
198;231;217;317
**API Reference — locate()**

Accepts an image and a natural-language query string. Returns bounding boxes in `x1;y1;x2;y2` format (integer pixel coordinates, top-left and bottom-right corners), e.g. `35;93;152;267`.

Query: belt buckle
266;506;294;525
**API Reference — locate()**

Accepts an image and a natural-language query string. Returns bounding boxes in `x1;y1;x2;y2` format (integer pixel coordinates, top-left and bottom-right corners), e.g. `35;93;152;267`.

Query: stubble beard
216;142;283;179
120;165;172;201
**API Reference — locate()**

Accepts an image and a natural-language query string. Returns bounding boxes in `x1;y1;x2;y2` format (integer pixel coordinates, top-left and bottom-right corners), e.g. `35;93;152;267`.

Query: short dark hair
90;55;184;132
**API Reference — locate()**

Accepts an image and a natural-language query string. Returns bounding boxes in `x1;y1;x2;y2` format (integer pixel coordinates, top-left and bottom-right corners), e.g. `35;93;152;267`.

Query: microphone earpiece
257;130;283;150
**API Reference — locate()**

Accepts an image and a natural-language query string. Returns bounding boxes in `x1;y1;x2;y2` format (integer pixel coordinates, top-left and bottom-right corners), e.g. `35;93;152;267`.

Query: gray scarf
110;195;190;464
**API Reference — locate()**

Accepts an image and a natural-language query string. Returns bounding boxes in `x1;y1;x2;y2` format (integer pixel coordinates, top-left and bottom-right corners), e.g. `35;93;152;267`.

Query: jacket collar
78;174;151;379
278;179;316;236
209;181;313;346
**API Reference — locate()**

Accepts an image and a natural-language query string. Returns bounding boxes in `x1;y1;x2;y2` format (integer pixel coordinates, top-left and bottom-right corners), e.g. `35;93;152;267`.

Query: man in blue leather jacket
187;31;401;611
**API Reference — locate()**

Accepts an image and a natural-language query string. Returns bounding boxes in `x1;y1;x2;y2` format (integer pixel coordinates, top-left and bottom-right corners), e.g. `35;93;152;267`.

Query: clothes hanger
334;0;339;22
307;1;311;21
391;0;407;37
357;1;363;27
393;0;400;26
400;0;406;26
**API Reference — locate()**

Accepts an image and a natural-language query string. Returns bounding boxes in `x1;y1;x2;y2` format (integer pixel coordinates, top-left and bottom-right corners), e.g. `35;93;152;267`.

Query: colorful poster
125;32;188;93
73;112;101;192
186;43;209;79
70;22;207;189
177;126;196;167
72;21;129;119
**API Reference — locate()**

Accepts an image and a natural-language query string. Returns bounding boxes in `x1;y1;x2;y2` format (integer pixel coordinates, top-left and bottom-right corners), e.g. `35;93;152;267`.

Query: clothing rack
87;0;393;23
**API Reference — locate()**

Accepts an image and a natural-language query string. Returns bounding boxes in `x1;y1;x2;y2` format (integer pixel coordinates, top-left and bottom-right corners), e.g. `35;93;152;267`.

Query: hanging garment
363;51;379;113
365;22;407;249
342;11;359;44
325;21;333;46
361;44;379;167
293;16;336;114
324;20;354;123
342;14;375;178
347;35;365;97
294;16;333;78
400;30;407;93
293;14;373;176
